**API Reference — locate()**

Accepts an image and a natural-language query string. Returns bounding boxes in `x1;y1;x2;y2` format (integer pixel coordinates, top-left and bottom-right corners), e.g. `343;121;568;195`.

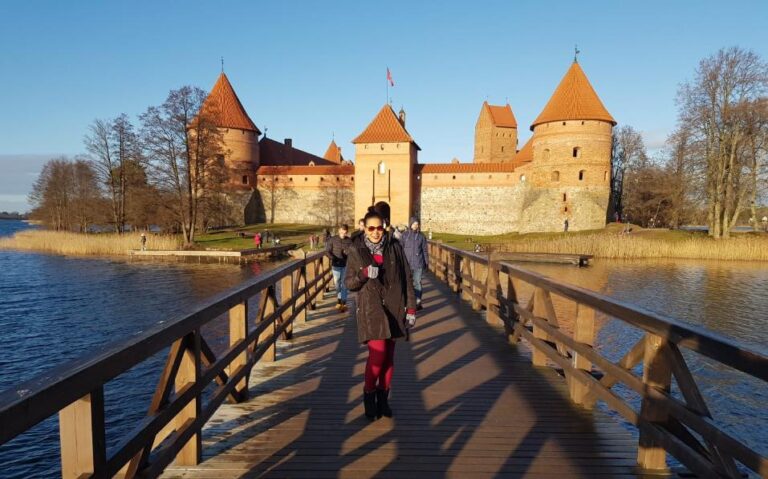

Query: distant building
204;60;615;233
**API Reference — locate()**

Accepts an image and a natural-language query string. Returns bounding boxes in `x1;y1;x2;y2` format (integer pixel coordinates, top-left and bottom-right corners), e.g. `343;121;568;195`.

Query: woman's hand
360;264;379;279
405;309;416;329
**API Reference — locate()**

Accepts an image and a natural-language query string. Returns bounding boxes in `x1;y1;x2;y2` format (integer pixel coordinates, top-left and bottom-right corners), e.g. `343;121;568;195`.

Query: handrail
427;240;768;479
0;251;333;478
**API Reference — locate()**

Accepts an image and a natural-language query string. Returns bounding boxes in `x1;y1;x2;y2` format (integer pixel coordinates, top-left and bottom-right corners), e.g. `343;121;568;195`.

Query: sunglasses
366;226;384;232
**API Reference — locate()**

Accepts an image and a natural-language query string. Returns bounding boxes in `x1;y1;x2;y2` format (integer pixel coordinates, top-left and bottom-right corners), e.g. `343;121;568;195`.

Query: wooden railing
428;241;768;479
0;252;332;478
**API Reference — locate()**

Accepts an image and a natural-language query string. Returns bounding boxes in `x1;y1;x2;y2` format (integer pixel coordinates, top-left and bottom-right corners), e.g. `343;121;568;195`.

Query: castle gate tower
352;105;420;227
473;102;518;163
523;61;616;232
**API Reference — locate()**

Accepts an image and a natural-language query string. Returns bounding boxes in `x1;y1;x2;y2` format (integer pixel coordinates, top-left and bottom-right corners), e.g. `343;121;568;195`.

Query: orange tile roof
513;137;534;166
256;165;354;176
485;102;517;128
352;105;419;149
202;73;260;133
322;140;344;164
416;163;518;174
530;62;615;130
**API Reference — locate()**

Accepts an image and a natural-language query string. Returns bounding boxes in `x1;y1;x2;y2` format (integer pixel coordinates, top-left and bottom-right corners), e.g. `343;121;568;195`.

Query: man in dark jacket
400;216;429;310
326;224;353;311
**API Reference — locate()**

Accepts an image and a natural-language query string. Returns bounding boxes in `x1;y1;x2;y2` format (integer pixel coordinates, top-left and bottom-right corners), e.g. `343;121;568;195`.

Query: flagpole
386;66;389;104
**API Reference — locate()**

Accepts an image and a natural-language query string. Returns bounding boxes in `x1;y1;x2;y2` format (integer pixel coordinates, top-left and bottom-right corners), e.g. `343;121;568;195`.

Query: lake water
0;220;766;476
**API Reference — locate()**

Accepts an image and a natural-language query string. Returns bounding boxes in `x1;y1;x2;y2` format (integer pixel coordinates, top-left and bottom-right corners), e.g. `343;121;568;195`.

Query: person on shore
140;233;147;251
345;208;416;420
401;217;429;311
327;224;352;312
309;234;316;250
254;232;262;249
351;218;366;240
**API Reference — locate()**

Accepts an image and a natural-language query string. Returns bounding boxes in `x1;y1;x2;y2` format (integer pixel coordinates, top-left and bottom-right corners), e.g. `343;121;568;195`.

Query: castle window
488;175;492;179
336;177;340;181
378;161;387;175
604;171;608;181
520;174;526;183
551;171;560;182
573;147;581;158
380;144;385;150
581;121;585;125
501;146;505;152
242;175;249;185
543;149;551;161
452;175;456;180
320;177;324;181
304;177;308;181
289;177;293;182
565;206;568;213
579;170;585;181
563;193;567;202
562;122;566;126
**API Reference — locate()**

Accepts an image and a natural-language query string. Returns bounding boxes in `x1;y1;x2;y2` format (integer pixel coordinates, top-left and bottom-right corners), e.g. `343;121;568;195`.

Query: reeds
496;233;768;261
0;230;181;256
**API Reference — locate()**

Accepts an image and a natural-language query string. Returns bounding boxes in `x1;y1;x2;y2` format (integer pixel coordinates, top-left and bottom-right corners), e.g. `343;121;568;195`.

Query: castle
203;60;615;234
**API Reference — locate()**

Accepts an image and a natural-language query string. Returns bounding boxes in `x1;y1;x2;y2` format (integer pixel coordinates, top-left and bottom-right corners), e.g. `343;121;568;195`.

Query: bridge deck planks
163;275;642;478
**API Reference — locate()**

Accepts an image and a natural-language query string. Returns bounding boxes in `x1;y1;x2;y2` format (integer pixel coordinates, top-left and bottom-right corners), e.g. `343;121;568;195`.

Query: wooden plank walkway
163;274;643;478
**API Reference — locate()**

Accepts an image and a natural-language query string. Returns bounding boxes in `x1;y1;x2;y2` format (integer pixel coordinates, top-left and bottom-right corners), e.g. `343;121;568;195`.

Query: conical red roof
323;140;344;164
203;73;260;133
352;105;417;147
530;62;615;130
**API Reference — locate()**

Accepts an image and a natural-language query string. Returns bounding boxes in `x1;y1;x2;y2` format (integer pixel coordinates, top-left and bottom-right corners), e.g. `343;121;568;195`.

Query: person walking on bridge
401;217;428;311
346;208;416;420
327;224;352;312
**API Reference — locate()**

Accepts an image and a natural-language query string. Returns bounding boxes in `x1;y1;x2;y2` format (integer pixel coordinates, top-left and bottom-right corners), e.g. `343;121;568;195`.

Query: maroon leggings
364;339;396;392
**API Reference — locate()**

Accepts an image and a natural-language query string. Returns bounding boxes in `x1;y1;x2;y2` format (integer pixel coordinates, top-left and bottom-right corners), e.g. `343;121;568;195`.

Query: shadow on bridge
164;274;639;478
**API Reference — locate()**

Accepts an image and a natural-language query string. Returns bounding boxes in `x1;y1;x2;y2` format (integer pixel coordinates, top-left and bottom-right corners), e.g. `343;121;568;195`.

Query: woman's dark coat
345;233;417;343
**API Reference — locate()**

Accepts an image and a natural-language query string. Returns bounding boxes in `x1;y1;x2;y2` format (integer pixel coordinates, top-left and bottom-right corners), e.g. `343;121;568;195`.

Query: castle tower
322;139;344;164
524;61;615;232
352;105;419;227
202;73;261;188
473;102;518;163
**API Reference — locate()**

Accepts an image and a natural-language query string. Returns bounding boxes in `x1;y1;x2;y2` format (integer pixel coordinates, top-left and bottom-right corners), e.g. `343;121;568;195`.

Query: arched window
563;193;567;202
543;149;550;161
573;147;581;158
520;174;526;183
579;170;586;181
551;171;560;182
378;161;387;175
242;175;249;185
501;146;505;152
604;171;608;181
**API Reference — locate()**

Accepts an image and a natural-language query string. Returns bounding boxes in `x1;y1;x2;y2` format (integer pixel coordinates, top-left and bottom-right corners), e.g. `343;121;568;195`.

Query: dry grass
0;230;181;256
495;233;768;261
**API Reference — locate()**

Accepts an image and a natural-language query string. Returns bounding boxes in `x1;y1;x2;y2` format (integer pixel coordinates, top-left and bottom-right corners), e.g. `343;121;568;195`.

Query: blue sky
1;0;767;212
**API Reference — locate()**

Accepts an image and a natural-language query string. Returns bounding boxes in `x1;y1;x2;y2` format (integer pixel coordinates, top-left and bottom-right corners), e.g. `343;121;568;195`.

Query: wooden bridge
0;243;766;478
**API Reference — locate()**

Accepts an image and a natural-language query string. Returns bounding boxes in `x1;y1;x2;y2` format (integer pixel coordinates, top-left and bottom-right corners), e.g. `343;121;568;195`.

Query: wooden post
59;388;106;479
506;274;520;344
280;273;294;340
295;268;307;323
174;333;201;466
486;263;500;325
570;303;596;407
472;261;486;311
306;260;317;310
531;288;549;366
228;300;248;402
461;258;472;303
637;333;672;472
258;288;277;362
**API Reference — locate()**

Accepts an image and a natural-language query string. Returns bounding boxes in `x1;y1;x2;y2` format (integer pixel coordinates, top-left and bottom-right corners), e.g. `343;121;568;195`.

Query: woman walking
345;208;417;420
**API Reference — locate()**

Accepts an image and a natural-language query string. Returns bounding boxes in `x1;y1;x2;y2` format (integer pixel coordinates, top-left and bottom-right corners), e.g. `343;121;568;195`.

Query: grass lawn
194;223;331;251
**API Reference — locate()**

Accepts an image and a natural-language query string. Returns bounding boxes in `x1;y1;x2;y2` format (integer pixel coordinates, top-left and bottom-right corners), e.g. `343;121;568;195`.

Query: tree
84;114;141;233
610;125;647;221
28;157;104;231
141;86;225;246
677;47;768;238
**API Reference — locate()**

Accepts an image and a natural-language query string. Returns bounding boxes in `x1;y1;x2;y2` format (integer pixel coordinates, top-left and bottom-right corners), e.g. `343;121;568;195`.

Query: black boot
376;388;392;418
363;391;377;420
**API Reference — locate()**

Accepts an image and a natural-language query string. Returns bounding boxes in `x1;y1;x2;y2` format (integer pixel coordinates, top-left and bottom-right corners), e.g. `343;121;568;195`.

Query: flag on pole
387;67;394;87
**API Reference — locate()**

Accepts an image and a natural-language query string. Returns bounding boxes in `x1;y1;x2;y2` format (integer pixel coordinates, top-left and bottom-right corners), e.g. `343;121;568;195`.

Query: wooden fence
428;241;768;479
0;252;332;478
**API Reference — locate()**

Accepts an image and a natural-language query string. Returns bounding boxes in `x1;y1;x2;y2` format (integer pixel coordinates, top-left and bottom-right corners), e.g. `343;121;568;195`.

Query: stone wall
418;185;525;235
255;184;355;226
